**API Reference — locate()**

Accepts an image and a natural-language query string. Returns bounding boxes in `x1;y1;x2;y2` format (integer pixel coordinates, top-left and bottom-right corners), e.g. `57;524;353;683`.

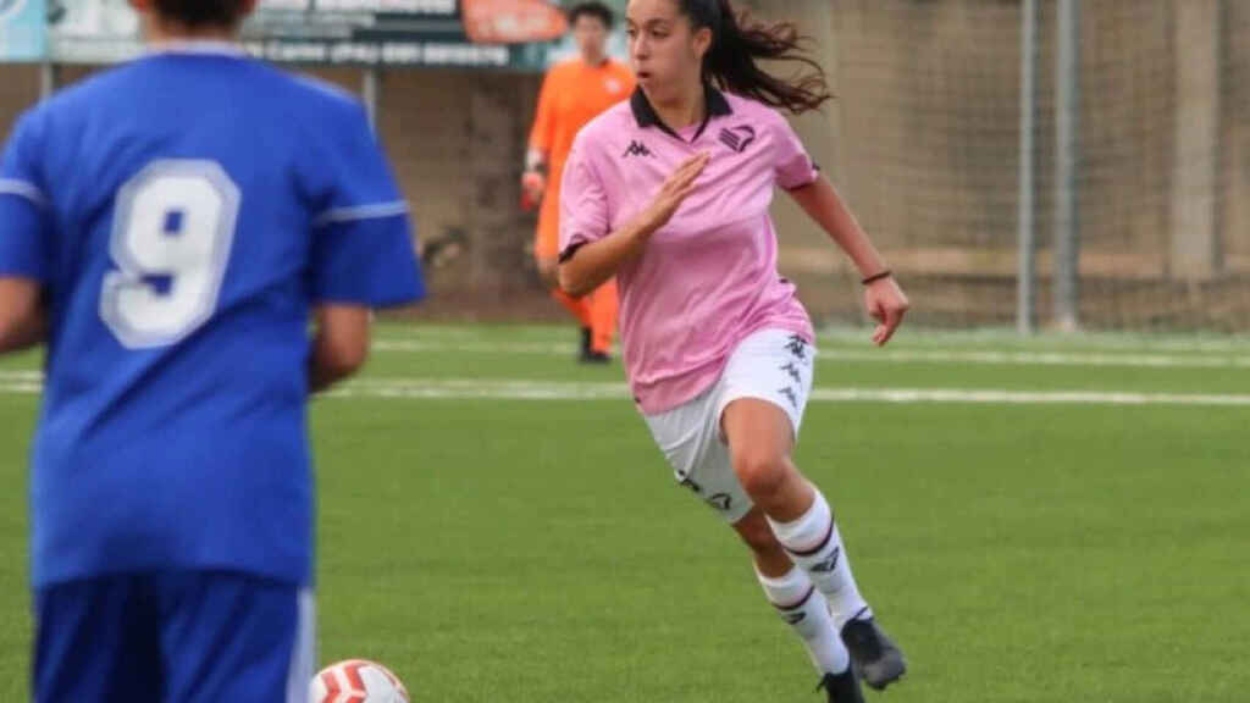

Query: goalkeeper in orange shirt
524;1;634;363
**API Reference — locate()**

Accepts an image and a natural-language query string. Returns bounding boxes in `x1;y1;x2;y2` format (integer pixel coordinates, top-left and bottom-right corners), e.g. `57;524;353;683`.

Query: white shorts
643;328;816;524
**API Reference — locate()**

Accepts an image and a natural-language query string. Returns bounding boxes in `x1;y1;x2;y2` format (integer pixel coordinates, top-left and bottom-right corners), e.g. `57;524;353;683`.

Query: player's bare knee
732;451;789;502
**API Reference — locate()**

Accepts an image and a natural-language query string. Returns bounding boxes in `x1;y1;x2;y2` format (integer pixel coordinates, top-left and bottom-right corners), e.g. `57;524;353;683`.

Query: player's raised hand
865;275;909;347
642;152;710;232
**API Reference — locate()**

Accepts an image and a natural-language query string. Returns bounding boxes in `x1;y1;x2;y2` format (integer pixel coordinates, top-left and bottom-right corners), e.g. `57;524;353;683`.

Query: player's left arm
783;162;909;345
787;178;909;346
786;178;889;283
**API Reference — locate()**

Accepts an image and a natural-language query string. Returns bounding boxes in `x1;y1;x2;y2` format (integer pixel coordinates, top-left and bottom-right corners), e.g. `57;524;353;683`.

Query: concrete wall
0;66;38;138
0;64;547;314
1223;0;1250;263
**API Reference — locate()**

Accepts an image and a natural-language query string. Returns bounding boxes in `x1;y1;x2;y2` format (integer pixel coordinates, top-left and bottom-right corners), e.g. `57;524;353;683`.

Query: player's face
572;15;609;62
626;0;711;102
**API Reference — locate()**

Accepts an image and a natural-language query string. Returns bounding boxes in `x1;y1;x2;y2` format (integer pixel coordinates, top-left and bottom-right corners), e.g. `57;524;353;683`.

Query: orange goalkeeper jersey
528;57;634;259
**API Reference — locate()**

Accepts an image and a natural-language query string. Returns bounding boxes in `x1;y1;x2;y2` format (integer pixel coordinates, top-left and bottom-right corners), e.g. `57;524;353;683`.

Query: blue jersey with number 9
0;45;424;588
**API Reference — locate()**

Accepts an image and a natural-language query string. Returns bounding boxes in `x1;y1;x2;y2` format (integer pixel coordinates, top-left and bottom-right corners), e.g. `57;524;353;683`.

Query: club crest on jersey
718;125;756;153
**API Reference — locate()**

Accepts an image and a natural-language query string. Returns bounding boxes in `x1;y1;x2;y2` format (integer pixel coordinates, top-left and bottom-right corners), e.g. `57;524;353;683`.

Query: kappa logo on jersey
707;493;734;512
622;140;653;159
811;546;842;574
718;125;757;153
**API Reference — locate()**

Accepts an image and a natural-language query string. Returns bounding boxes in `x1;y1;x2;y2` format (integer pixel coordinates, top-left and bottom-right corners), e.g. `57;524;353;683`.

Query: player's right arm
557;147;709;297
0;110;51;355
306;99;425;393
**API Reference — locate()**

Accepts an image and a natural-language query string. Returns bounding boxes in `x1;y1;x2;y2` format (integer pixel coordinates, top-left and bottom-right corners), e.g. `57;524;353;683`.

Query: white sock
756;566;850;675
767;491;872;631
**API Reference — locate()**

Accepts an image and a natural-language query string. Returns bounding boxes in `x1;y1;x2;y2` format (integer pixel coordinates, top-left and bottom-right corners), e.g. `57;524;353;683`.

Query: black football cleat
841;614;907;691
816;668;865;703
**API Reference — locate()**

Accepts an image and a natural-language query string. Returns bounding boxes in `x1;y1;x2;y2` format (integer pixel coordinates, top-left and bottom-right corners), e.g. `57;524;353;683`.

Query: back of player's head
150;0;254;28
677;0;831;114
568;1;615;30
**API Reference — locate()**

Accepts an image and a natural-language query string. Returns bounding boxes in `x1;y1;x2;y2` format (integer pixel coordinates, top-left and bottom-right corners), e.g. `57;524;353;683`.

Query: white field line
332;379;1250;406
376;326;1250;354
814;331;1250;354
370;339;1250;370
3;372;1247;406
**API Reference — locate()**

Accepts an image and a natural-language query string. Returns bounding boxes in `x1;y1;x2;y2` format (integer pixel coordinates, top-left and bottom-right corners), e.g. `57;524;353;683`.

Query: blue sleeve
309;103;425;308
0;110;52;281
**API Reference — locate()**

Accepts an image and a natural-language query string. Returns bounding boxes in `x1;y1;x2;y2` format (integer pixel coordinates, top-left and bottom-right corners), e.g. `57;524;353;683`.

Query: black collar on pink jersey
630;83;733;143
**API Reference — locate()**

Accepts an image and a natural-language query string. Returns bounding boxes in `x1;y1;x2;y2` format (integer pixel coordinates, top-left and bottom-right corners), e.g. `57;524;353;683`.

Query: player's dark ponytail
678;0;832;115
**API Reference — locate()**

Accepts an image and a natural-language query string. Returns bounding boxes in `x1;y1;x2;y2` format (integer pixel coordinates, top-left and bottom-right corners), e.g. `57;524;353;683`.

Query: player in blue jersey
0;0;424;698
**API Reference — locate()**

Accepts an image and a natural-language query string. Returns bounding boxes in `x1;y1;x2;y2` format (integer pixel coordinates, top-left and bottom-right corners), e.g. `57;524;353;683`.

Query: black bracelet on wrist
861;270;893;286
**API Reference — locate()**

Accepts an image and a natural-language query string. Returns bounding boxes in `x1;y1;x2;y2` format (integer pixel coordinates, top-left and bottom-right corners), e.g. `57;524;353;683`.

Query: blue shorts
34;571;315;703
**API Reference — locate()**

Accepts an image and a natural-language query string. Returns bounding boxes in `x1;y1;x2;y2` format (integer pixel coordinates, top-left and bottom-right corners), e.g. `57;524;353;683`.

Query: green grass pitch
0;324;1246;701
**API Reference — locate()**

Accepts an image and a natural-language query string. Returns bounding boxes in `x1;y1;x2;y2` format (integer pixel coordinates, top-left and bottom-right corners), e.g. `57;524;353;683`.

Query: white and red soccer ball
310;659;409;703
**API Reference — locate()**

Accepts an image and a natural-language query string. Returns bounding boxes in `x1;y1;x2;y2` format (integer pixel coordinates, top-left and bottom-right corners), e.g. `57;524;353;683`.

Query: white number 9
100;161;240;349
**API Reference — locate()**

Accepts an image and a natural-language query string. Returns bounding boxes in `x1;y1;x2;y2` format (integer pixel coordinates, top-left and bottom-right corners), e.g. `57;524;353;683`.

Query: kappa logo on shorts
780;361;802;384
810;546;842;574
778;387;799;409
622;140;653;159
782;611;807;625
707;493;734;512
678;474;703;494
784;334;809;361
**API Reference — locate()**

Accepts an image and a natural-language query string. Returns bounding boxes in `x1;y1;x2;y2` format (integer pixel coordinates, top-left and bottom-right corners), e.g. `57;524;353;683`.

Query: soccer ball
310;659;410;703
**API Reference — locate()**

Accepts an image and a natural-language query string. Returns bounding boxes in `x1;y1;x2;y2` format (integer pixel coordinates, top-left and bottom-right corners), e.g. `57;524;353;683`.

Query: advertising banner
241;0;569;69
47;0;142;63
43;0;628;69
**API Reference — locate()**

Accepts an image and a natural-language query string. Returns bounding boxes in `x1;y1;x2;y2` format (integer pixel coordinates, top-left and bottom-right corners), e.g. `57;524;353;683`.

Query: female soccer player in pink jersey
557;0;909;700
